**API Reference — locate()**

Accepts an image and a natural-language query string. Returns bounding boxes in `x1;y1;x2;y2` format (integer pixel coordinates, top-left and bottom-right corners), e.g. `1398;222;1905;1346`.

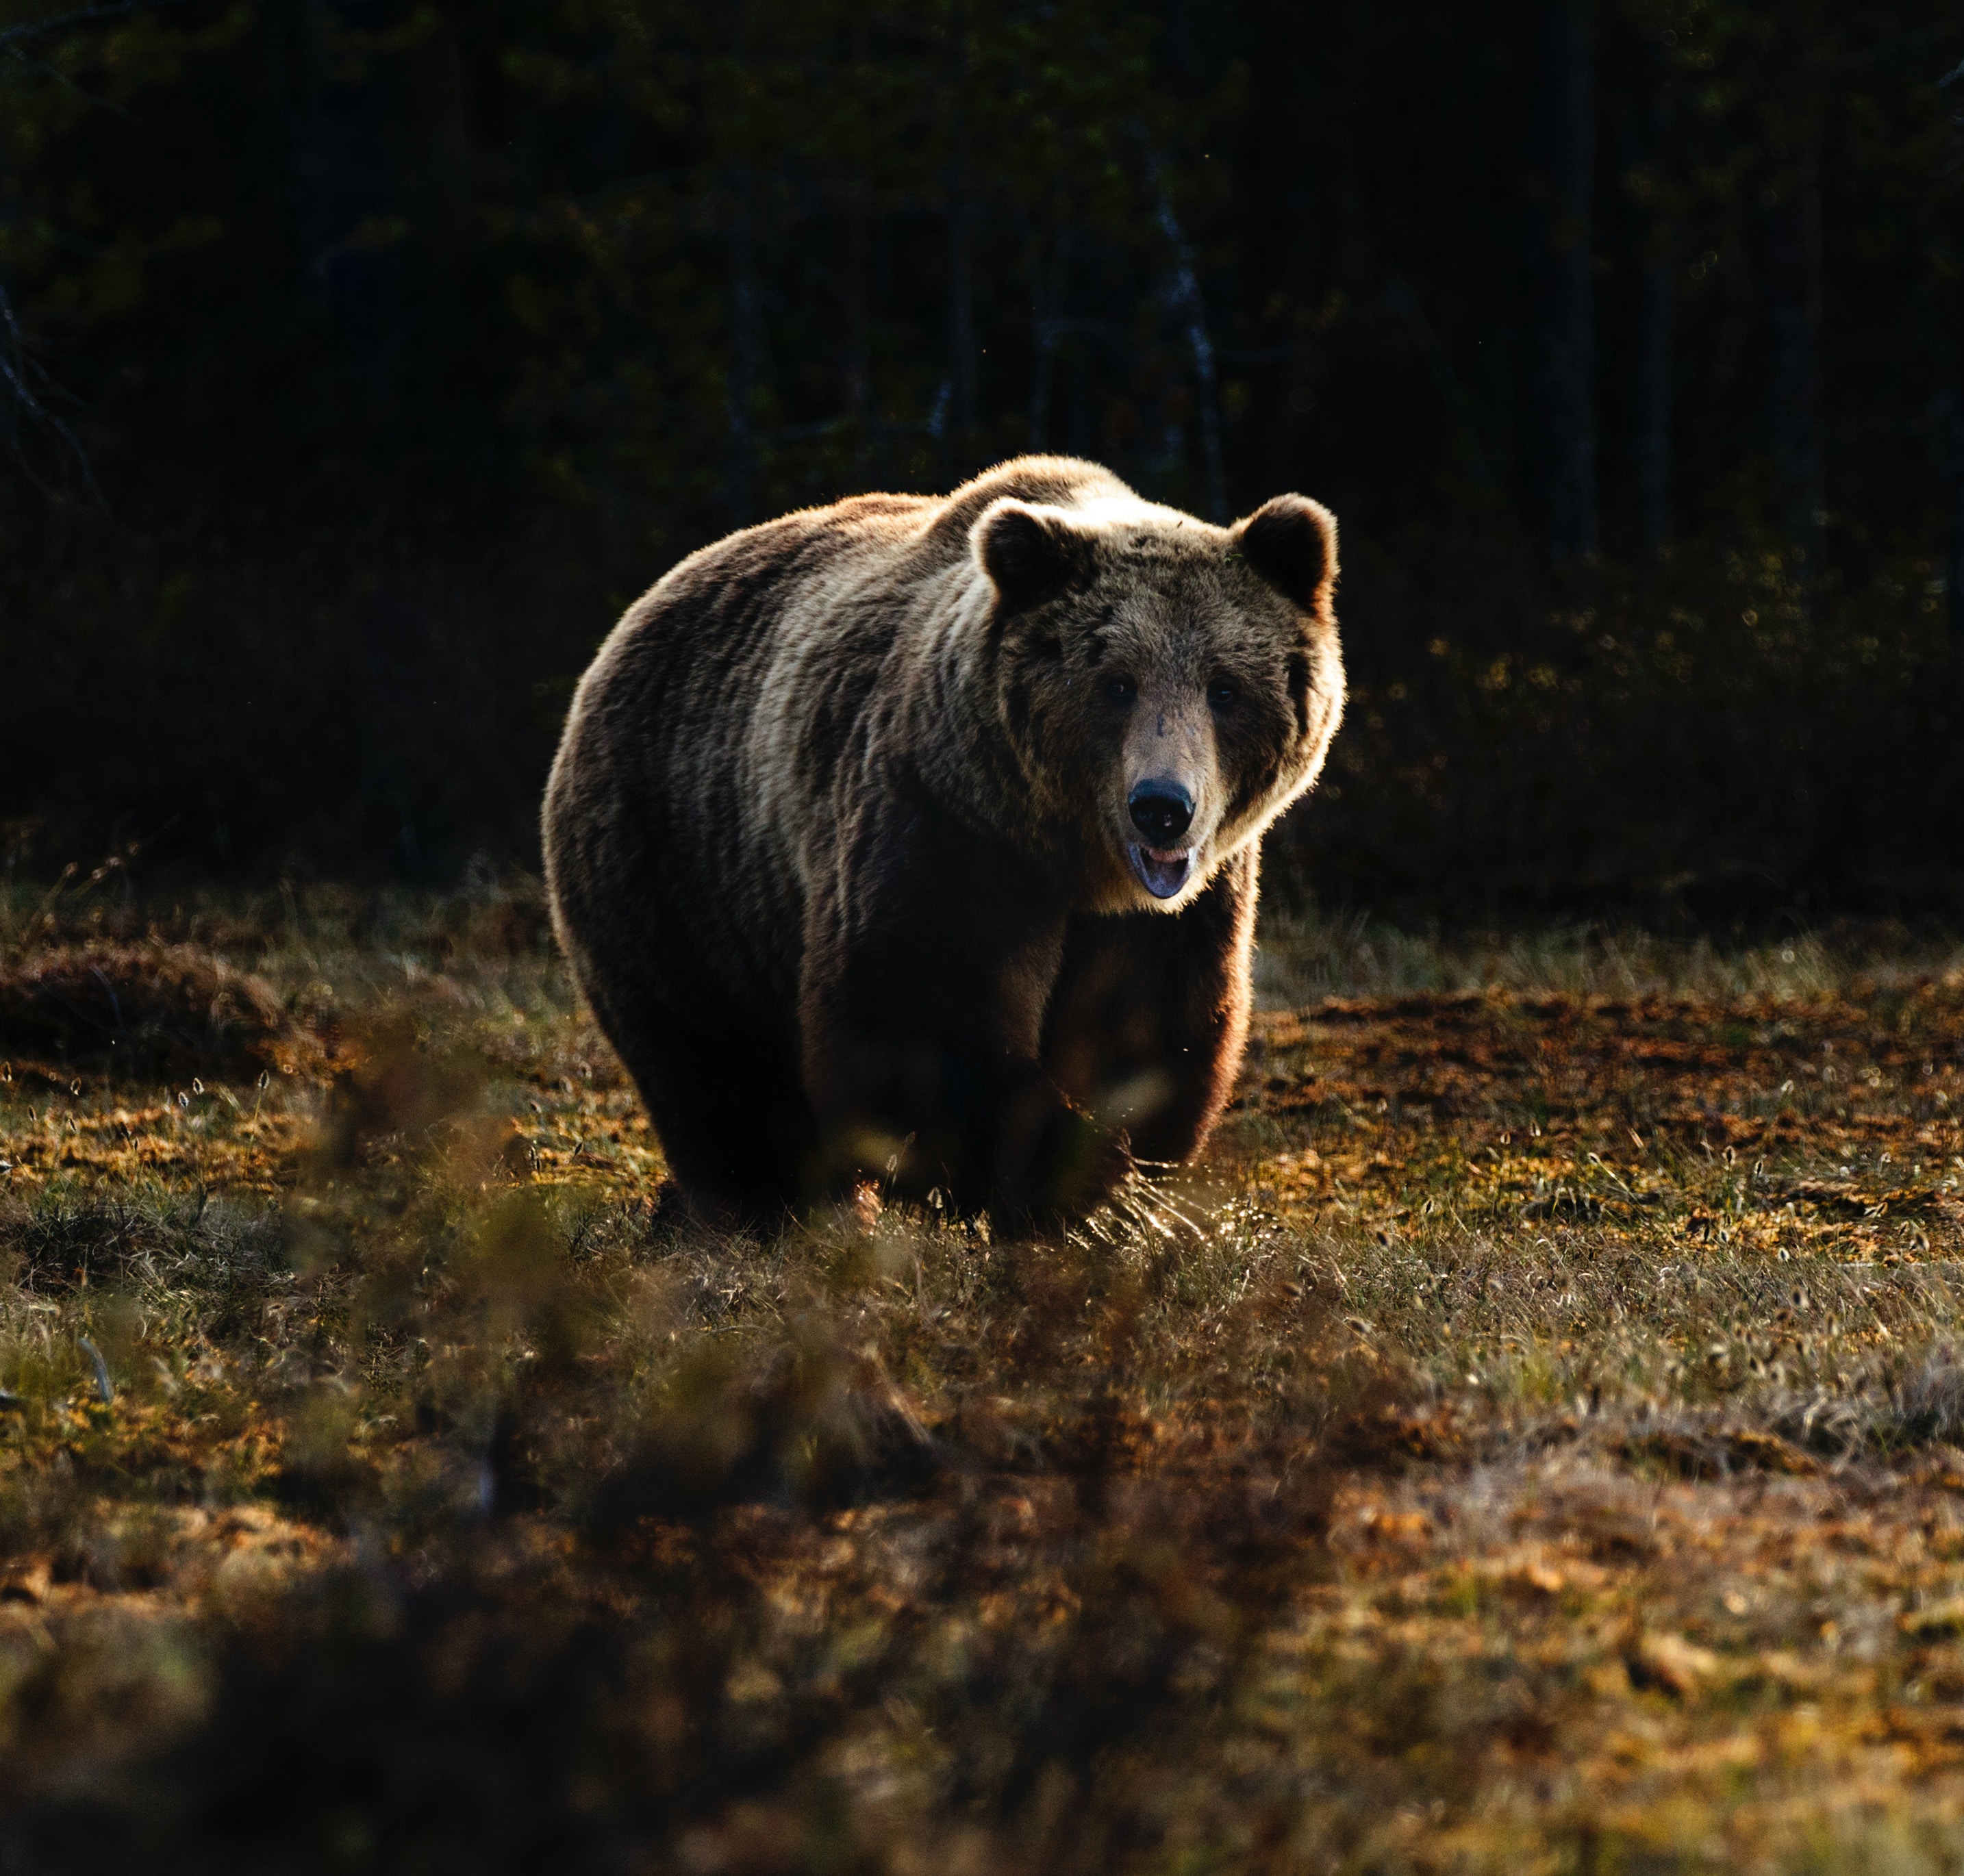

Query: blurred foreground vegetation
0;885;1962;1867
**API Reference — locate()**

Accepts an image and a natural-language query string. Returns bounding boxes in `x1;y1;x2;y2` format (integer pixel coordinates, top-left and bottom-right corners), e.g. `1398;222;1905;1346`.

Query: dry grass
0;884;1961;1869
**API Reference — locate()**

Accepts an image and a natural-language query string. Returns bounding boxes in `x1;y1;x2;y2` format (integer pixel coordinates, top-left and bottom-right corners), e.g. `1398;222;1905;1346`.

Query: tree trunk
1630;40;1672;559
0;109;29;486
1028;229;1061;455
724;169;765;529
946;3;977;472
1766;151;1825;576
1150;170;1229;522
1633;251;1671;557
264;0;324;270
1950;385;1964;663
841;182;872;474
1950;240;1964;674
1522;0;1597;563
1266;0;1343;494
0;277;30;483
1946;75;1964;690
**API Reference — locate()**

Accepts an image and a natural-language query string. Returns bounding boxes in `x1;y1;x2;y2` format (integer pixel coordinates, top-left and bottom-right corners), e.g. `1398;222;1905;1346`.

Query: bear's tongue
1131;844;1194;900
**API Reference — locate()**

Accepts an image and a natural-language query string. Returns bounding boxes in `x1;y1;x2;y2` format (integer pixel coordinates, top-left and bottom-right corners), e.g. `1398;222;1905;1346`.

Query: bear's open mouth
1129;844;1195;900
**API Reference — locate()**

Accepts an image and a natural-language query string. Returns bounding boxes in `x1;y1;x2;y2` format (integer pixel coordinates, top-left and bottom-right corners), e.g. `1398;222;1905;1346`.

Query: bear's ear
1231;494;1338;616
972;498;1098;613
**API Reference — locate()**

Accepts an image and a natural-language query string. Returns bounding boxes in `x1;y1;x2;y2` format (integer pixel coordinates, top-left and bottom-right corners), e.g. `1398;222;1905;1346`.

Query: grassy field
1;881;1962;1871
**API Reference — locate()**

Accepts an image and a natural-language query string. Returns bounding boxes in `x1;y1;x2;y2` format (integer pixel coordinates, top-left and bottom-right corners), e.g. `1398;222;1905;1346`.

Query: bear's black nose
1129;780;1194;846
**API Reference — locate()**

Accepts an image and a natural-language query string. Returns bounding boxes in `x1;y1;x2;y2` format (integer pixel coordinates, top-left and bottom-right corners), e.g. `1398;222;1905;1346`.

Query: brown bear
542;455;1344;1228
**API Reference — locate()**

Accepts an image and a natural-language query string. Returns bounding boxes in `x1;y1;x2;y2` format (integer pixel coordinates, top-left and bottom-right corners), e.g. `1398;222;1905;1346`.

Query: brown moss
0;944;317;1082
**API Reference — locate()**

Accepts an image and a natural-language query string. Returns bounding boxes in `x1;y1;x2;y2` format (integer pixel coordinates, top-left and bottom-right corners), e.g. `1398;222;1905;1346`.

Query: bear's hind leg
1041;845;1259;1165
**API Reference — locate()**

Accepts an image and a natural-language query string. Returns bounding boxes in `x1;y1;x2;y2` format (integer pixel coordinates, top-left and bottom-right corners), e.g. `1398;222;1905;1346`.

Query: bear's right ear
972;499;1098;614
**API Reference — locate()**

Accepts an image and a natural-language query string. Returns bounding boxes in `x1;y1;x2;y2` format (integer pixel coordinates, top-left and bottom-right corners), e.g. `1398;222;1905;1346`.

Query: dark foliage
0;0;1961;910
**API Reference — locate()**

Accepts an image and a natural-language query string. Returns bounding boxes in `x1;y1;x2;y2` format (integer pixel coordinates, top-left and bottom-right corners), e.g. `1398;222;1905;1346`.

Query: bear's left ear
972;498;1099;614
1231;494;1338;616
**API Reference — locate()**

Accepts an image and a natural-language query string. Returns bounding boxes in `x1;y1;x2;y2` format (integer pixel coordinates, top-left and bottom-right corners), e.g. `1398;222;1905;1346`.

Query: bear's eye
1105;676;1137;706
1208;679;1239;711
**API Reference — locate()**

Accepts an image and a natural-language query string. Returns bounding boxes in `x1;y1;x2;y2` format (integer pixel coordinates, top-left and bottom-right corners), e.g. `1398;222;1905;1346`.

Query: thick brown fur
542;457;1344;1228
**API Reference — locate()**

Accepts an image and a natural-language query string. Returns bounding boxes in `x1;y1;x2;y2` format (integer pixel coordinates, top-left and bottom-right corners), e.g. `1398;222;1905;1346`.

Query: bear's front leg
1042;843;1259;1165
798;787;1130;1226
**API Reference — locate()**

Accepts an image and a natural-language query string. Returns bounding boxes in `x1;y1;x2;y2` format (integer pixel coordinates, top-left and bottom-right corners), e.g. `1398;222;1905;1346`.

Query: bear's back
546;489;957;1021
544;458;1139;1028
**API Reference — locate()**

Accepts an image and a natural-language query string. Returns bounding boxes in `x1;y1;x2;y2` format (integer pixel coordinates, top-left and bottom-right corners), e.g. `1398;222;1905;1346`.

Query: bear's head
972;489;1345;912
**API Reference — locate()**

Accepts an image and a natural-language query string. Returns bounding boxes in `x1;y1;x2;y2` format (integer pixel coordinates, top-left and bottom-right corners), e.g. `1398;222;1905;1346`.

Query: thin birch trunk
725;168;765;529
1767;153;1825;576
1631;42;1672;559
1950;209;1964;666
842;182;872;475
1028;229;1065;454
1150;172;1228;522
946;2;977;466
1522;0;1597;563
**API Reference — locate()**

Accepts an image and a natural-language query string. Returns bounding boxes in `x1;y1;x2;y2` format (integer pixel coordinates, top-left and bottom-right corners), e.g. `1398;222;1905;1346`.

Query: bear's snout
1129;780;1194;846
1126;778;1198;900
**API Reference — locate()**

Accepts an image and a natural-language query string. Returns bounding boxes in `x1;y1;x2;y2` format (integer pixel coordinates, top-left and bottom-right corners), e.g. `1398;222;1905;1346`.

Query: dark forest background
2;0;1963;923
